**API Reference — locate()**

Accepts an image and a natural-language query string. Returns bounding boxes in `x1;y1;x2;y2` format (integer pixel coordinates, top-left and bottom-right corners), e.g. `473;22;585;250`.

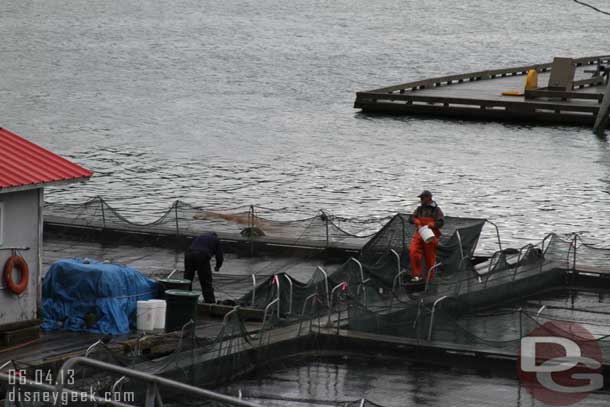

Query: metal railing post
349;257;366;304
260;298;280;347
112;376;129;401
541;233;551;255
424;263;442;294
512;245;525;281
359;278;371;309
455;230;465;262
145;383;156;407
389;249;402;285
427;295;449;341
391;270;411;309
176;319;194;356
283;274;293;315
217;307;240;358
486;220;503;252
392;270;411;291
298;293;319;336
536;305;547;317
273;274;281;318
327;281;347;327
174;201;180;236
85;339;103;358
251;274;257;307
316;266;330;309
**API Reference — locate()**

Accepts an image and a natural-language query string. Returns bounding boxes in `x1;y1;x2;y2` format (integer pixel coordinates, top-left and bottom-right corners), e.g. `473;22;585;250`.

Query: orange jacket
409;202;444;234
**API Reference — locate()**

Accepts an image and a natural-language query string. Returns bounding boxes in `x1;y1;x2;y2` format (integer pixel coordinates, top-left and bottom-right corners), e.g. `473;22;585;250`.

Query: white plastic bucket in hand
418;225;435;243
148;299;167;332
136;300;157;332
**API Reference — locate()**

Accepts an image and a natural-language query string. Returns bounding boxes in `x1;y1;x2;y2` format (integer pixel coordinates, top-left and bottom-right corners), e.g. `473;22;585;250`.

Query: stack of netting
44;197;383;249
232;251;401;318
422;232;569;309
360;214;486;275
206;230;610;361
224;215;488;319
236;269;331;317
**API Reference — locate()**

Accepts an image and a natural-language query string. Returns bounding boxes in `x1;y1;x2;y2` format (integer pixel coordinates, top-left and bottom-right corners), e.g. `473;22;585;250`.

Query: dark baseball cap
418;190;432;198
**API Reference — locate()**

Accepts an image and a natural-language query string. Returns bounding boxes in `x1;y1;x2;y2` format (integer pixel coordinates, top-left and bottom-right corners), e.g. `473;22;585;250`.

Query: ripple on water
1;0;610;249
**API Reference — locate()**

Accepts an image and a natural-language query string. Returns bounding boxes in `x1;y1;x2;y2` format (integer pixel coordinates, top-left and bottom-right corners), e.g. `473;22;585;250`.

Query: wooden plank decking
355;55;610;126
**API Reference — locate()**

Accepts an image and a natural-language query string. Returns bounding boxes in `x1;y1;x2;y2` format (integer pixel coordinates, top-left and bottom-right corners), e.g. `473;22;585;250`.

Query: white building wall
0;188;41;326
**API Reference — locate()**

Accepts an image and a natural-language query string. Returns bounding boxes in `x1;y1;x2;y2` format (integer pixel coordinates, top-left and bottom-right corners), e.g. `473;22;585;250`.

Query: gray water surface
1;0;610;248
214;355;610;407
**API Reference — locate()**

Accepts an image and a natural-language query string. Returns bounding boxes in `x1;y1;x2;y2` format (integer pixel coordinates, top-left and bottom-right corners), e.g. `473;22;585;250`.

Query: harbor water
1;0;610;249
213;356;610;407
2;1;610;404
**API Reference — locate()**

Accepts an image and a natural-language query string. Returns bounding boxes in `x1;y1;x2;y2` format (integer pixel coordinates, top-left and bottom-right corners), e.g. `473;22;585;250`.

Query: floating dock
4;213;610;405
3;232;610;405
354;55;610;128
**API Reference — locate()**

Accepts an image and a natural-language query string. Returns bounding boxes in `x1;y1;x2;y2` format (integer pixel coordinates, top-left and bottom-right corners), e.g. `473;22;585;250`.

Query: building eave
0;177;91;194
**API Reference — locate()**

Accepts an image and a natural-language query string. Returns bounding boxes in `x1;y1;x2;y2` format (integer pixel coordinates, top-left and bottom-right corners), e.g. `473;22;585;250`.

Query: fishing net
44;197;377;249
230;250;404;321
33;199;610;406
347;232;610;364
360;214;486;275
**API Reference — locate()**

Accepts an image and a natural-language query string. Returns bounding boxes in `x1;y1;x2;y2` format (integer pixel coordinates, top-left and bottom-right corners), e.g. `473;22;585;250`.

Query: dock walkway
3;234;610;397
355;55;610;127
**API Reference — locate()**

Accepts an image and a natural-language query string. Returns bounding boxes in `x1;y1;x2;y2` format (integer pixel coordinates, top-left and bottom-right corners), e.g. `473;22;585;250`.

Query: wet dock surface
43;232;343;286
2;233;609;407
0;233;343;369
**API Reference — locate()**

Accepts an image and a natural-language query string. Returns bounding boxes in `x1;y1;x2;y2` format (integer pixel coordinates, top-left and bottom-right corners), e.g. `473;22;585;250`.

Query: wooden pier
355;55;610;128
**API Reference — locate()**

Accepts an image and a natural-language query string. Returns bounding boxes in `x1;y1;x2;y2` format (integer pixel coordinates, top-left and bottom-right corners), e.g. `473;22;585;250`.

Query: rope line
573;0;610;16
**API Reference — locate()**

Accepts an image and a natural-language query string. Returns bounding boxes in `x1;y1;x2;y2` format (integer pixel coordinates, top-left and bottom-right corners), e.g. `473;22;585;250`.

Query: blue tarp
41;259;158;335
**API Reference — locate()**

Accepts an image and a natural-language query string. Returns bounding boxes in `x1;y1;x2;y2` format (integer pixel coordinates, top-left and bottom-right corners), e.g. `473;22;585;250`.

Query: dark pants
184;250;215;304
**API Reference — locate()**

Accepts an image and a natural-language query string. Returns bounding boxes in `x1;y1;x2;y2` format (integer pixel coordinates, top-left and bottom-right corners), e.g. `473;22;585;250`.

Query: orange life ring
4;255;29;295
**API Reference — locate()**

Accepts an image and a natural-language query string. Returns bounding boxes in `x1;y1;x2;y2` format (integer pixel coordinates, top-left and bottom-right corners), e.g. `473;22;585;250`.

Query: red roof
0;128;92;191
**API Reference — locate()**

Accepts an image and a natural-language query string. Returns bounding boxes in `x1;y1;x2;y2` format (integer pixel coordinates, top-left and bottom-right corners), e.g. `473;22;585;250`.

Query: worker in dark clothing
408;190;444;283
184;232;224;303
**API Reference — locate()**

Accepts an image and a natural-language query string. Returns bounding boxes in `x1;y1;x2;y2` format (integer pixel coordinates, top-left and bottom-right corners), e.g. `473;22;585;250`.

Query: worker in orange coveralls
408;190;444;283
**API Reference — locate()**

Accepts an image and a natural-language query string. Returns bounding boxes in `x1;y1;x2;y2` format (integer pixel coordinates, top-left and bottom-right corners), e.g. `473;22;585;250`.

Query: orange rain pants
409;217;440;280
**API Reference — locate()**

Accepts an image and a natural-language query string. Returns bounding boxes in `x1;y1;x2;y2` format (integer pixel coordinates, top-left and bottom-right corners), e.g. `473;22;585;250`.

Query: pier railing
355;55;610;127
1;356;259;407
363;55;610;94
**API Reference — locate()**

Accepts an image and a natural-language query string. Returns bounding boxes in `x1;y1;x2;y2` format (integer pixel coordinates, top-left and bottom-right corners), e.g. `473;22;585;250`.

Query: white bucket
148;299;167;332
136;300;157;332
418;225;435;243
